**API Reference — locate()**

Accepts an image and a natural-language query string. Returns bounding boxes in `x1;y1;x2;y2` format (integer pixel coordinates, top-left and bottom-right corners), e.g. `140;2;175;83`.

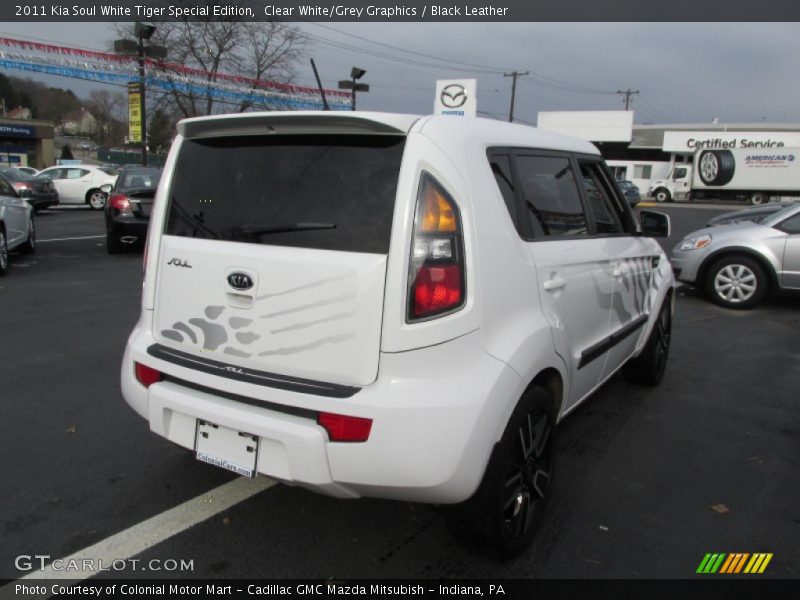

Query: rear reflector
318;412;372;442
135;362;163;388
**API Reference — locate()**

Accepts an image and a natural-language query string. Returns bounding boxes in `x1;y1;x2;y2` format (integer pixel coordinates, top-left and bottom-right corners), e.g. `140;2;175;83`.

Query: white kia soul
122;112;674;557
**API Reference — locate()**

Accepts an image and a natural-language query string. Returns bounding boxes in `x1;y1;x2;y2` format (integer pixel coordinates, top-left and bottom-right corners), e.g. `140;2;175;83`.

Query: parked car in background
122;111;675;558
13;166;38;176
671;203;800;308
0;168;59;212
0;174;35;275
617;179;641;206
705;202;793;227
37;164;117;210
105;166;162;254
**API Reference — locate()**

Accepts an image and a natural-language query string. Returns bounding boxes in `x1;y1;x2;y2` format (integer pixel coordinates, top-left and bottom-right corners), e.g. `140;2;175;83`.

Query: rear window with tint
166;135;405;254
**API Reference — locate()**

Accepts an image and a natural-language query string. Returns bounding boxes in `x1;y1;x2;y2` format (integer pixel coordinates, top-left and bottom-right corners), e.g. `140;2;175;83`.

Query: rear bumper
108;218;149;243
122;318;522;504
28;195;59;210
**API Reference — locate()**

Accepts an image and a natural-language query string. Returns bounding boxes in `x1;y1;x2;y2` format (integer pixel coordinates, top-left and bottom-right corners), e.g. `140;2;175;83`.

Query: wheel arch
697;247;779;292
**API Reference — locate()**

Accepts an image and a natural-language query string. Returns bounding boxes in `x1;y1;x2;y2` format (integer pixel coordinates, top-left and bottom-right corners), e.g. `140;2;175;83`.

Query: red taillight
318;412;372;442
135;362;162;388
109;193;131;212
408;173;465;321
413;264;462;317
12;182;30;190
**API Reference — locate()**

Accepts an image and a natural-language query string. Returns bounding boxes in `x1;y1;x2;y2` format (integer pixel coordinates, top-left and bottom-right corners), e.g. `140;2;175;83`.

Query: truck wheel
445;385;555;559
705;255;767;309
698;150;736;186
750;192;768;206
654;188;671;203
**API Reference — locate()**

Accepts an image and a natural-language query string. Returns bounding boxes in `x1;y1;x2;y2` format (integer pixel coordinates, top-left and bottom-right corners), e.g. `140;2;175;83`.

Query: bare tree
114;20;308;118
86;89;126;145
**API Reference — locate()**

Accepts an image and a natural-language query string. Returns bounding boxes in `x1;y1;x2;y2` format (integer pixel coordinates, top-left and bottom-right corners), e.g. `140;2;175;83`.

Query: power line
303;22;510;74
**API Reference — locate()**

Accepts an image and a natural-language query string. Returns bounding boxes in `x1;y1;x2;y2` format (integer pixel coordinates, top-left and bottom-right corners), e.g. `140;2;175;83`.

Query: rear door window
515;155;589;238
579;161;625;235
166;135;405;254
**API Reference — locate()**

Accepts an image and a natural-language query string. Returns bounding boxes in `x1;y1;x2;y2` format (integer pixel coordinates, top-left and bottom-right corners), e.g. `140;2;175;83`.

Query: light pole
114;23;165;166
338;67;369;111
135;22;155;166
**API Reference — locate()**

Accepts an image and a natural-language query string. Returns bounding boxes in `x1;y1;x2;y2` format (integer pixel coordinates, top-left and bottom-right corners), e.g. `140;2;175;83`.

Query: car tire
0;228;8;276
698;150;736;186
87;189;107;210
20;215;35;254
623;298;672;386
445;385;555;559
106;234;125;254
654;188;671;203
750;192;768;206
705;255;767;309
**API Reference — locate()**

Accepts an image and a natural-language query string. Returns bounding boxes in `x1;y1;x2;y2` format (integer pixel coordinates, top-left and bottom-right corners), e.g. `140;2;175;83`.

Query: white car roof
176;111;600;156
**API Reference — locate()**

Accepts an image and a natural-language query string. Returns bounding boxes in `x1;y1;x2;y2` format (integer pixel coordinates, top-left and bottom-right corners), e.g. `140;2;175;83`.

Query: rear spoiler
178;111;420;139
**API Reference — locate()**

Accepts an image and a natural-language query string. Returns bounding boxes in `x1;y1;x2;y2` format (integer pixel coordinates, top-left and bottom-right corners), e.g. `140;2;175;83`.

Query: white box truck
648;147;800;205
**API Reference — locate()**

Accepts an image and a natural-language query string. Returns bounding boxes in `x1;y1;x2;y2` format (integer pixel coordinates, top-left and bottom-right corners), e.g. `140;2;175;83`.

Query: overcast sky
3;21;800;126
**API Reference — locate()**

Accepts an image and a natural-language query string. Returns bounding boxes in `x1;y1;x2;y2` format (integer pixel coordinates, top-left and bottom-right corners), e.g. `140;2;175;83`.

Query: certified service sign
434;79;477;117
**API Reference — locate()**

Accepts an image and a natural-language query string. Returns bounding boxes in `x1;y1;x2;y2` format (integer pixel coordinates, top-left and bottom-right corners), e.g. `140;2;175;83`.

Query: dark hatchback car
0;167;58;211
616;179;641;206
105;166;162;253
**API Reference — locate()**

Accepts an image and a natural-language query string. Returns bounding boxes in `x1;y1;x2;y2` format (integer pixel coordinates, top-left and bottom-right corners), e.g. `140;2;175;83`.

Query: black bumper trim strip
147;343;361;399
578;314;649;370
161;376;319;421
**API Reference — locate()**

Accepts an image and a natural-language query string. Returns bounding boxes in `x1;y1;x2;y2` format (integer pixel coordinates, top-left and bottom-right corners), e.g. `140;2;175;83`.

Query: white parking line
37;235;107;243
18;476;275;581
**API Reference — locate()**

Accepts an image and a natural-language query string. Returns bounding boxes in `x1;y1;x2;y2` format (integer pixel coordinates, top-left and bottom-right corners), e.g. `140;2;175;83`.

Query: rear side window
516;155;588;238
166;135;405;254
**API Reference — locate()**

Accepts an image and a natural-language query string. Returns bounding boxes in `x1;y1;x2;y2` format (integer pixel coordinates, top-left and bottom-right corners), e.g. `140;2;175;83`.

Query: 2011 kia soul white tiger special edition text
122;112;675;557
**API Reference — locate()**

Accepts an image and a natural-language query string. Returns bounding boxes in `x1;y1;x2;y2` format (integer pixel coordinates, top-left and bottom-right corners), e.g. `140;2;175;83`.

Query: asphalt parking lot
0;203;798;581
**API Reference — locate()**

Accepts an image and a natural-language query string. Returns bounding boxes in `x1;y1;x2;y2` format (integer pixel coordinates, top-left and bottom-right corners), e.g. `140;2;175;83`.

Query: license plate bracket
195;420;259;478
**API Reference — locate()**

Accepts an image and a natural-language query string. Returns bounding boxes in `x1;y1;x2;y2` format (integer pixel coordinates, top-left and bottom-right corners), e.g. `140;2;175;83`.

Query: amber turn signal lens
420;184;457;233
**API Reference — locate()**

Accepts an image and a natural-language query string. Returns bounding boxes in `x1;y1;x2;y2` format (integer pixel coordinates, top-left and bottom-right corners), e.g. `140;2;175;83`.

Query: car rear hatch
127;189;155;220
151;113;413;389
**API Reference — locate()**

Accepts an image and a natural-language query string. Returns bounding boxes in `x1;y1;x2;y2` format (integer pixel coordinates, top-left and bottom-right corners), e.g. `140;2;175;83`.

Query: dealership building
537;111;800;195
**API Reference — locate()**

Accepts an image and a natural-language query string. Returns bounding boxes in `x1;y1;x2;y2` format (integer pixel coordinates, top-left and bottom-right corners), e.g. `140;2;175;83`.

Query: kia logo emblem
227;272;253;291
440;84;467;109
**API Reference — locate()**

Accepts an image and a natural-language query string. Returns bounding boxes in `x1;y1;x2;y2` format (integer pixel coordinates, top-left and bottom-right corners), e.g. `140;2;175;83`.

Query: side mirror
639;210;670;238
100;183;113;193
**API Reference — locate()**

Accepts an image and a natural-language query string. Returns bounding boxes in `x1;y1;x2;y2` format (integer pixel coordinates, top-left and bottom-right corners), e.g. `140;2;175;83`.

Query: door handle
543;277;566;291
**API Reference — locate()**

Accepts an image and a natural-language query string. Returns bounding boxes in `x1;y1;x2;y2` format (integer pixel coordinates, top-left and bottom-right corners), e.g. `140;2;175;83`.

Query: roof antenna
310;58;330;111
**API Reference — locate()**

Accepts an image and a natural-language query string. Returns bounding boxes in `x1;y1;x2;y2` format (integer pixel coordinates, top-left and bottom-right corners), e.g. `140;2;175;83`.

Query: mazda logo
227;272;253;291
440;84;468;109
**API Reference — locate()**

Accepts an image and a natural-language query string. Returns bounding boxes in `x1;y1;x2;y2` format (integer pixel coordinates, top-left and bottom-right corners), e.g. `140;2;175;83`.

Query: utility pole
504;70;529;122
617;88;639;111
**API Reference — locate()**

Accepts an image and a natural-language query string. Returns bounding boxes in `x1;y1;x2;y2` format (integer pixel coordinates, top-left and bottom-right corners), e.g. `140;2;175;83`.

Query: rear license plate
195;420;259;478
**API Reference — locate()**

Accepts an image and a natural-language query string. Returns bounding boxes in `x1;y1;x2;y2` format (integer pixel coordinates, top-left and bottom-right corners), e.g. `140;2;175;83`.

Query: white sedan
37;165;117;210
